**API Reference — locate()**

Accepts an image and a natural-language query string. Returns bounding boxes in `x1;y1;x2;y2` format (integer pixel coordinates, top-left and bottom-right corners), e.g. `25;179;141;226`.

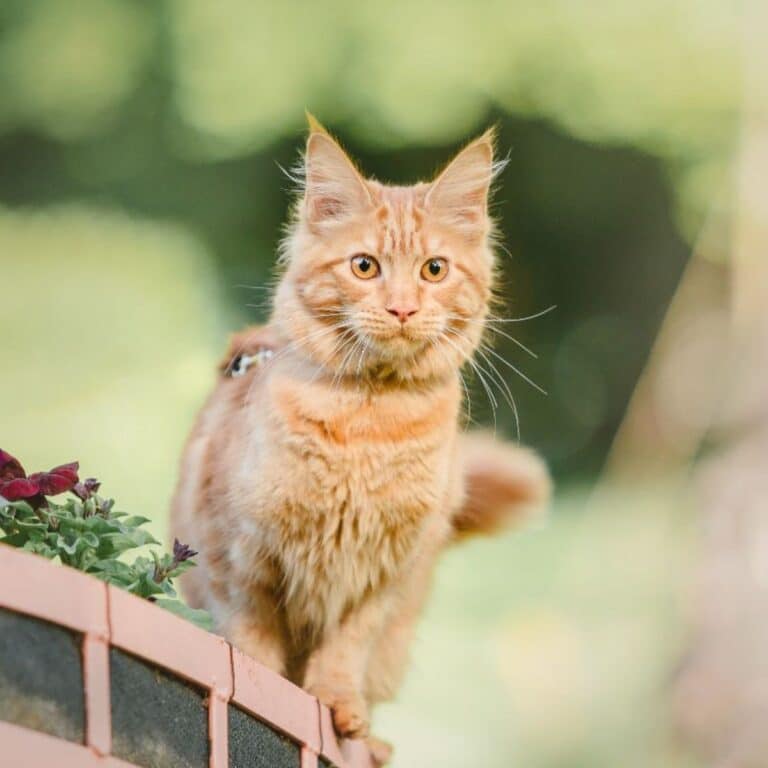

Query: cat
170;114;551;763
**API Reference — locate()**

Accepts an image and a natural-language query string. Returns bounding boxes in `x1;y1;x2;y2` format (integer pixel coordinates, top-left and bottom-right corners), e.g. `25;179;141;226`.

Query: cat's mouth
356;325;432;358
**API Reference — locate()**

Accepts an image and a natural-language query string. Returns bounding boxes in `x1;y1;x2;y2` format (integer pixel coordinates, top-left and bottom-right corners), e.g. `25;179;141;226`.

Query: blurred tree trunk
599;0;768;762
670;0;768;764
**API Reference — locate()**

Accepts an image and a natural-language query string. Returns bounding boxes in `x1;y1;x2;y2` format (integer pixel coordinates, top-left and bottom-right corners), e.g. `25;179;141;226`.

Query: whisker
235;283;278;292
485;326;538;358
444;327;526;439
330;330;362;391
485;304;557;323
448;327;514;404
442;313;538;359
307;325;355;383
439;332;498;433
481;344;547;395
243;323;344;408
430;337;473;428
472;345;521;440
355;337;369;378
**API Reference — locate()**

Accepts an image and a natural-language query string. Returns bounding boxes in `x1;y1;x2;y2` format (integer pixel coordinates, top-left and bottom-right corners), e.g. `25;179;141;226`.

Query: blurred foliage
0;0;153;139
0;0;728;475
0;205;224;540
0;1;740;765
379;484;697;768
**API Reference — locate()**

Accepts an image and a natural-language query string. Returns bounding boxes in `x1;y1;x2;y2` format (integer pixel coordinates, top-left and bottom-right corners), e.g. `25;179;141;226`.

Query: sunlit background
3;1;765;766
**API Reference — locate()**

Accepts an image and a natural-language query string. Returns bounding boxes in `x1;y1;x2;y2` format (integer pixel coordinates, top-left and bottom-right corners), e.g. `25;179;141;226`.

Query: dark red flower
0;450;79;505
28;463;79;495
0;449;25;482
0;450;35;501
0;476;40;501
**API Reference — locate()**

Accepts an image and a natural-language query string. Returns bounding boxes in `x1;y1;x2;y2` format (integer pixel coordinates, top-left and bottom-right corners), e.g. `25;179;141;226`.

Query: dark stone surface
228;704;300;768
110;648;208;768
0;607;85;742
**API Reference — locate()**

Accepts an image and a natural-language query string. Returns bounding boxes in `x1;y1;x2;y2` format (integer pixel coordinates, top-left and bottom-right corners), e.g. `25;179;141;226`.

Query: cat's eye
421;257;448;283
350;254;380;279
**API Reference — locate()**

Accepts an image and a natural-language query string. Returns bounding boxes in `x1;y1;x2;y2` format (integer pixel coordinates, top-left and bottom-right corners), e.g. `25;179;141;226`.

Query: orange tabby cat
170;115;550;761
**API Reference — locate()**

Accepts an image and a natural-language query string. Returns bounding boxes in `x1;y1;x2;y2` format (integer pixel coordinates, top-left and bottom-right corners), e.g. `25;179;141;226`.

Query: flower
0;449;79;507
153;539;199;583
73;477;101;501
0;450;39;501
172;538;198;565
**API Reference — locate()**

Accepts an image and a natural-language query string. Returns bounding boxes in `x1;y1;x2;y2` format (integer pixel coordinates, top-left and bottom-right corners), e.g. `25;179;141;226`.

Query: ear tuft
426;128;497;233
303;119;371;228
305;110;328;136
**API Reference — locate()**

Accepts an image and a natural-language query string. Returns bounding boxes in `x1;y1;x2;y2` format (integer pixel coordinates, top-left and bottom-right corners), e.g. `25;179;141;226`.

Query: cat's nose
386;304;419;323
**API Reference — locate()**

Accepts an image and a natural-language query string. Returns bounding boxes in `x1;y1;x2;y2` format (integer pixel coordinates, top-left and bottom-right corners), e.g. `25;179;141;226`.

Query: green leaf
168;559;196;579
120;515;153;528
95;530;153;558
90;558;138;585
154;599;214;631
59;518;88;535
82;516;122;535
126;566;166;599
158;580;178;598
55;534;79;556
21;539;57;559
9;501;35;517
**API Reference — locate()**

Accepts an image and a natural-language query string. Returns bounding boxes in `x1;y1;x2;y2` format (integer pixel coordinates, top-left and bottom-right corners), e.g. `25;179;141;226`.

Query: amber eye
421;257;448;283
351;254;380;279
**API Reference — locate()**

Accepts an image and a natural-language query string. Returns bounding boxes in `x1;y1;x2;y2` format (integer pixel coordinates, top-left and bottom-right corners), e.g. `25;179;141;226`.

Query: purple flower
172;538;198;565
73;478;101;501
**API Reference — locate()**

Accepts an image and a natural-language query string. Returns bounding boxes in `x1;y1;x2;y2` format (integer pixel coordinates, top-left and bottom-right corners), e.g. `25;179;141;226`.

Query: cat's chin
364;330;431;359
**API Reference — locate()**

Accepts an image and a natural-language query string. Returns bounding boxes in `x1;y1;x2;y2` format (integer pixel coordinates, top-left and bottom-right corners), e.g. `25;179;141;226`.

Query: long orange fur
170;116;550;763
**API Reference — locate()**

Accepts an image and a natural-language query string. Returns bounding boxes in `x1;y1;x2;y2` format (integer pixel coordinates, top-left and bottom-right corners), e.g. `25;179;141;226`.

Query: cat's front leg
225;588;290;676
302;594;390;738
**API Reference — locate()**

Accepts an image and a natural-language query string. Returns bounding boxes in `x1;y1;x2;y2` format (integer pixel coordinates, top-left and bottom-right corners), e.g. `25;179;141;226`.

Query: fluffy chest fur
232;366;461;636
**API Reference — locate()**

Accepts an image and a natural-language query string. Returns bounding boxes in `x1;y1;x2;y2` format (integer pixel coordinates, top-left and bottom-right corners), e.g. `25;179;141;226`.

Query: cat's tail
451;432;552;541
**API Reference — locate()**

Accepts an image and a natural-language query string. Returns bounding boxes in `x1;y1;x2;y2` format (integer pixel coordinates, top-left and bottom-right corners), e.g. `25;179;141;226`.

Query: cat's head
273;114;500;383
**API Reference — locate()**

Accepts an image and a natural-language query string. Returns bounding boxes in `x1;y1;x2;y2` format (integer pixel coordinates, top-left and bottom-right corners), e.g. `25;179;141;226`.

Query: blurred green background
1;1;741;765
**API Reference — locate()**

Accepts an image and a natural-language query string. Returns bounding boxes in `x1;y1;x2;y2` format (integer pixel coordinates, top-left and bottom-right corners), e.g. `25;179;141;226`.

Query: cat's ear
425;128;497;233
303;113;372;227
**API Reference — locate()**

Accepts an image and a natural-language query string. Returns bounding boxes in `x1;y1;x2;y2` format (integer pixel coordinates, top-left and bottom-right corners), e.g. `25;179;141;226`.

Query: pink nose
386;305;419;323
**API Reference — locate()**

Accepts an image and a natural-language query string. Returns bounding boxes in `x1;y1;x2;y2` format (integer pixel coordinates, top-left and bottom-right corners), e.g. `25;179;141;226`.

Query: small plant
0;449;211;630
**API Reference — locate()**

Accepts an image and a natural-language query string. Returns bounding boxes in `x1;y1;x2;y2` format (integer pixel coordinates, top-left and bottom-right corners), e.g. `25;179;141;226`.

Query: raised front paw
367;735;393;766
308;686;370;739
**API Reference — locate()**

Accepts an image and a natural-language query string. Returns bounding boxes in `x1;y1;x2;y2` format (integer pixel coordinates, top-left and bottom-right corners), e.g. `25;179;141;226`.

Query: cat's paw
308;686;370;739
331;694;370;739
367;735;393;766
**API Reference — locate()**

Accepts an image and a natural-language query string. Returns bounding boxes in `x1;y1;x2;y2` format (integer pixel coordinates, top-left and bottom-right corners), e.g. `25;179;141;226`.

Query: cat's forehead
365;181;434;256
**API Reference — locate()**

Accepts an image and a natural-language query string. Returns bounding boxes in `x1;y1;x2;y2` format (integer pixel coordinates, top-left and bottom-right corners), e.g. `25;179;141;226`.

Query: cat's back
170;325;280;561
